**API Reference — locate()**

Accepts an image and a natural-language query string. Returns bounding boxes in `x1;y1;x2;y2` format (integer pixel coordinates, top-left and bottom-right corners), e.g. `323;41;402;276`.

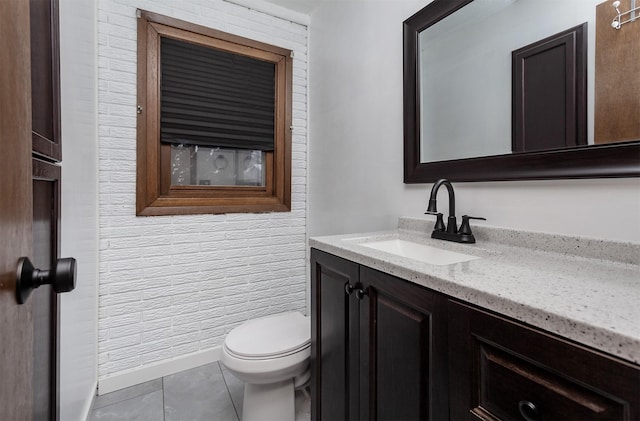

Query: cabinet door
360;267;449;421
449;300;640;420
311;249;361;421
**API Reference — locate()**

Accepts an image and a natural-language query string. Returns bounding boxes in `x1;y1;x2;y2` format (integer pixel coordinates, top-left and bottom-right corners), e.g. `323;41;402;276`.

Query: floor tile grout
90;361;310;421
220;364;241;421
161;376;166;421
92;390;155;412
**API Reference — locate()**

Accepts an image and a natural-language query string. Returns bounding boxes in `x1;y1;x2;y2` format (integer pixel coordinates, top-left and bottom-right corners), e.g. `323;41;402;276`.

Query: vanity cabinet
448;301;640;420
310;249;448;421
311;249;640;420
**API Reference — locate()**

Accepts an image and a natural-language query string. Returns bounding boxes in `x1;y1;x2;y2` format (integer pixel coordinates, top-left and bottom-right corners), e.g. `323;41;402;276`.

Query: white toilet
220;312;311;421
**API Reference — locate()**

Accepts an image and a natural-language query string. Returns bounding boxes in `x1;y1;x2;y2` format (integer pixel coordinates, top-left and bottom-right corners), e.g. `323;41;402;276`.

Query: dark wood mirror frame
403;0;640;183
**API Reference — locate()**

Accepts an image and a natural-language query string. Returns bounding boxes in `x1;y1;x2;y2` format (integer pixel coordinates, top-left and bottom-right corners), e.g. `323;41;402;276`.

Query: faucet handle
458;215;486;235
434;213;446;232
425;211;446;232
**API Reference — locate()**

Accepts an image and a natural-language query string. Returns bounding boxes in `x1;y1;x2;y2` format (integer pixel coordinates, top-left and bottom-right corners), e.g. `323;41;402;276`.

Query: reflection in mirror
416;0;639;164
403;0;640;183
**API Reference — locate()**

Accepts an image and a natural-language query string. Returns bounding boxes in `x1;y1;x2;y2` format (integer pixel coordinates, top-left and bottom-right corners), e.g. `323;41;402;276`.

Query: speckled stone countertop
309;217;640;365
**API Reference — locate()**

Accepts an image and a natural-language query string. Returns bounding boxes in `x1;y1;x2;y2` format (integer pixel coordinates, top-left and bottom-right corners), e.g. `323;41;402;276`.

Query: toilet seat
220;311;311;420
224;342;310;360
224;312;310;359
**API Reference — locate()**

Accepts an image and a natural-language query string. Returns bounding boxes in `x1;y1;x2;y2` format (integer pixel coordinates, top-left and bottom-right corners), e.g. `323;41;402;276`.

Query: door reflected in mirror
415;0;639;164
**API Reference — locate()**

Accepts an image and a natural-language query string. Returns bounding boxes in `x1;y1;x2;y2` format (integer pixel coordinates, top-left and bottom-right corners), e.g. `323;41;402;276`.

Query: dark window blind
160;37;276;151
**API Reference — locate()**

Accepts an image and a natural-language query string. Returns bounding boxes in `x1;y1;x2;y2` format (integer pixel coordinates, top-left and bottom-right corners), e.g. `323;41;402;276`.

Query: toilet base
242;379;294;421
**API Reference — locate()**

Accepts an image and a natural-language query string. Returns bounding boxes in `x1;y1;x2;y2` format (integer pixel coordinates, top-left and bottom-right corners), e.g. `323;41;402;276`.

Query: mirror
403;0;640;182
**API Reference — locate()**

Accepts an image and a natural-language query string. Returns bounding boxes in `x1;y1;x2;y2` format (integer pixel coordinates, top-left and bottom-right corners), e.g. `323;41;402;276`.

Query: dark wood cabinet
311;249;360;420
311;249;640;420
359;266;448;420
448;300;640;420
311;249;448;421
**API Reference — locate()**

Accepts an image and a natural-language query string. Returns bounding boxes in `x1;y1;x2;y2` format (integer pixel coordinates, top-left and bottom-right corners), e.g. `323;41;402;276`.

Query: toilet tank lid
225;312;310;358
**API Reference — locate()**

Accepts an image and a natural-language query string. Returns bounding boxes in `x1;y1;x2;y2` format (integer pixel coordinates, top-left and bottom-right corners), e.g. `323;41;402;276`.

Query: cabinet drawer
479;341;625;419
449;300;640;420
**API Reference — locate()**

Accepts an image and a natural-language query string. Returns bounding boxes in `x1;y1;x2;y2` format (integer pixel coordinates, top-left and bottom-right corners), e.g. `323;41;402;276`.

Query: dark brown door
1;0;63;419
512;23;587;153
0;0;35;418
594;0;640;144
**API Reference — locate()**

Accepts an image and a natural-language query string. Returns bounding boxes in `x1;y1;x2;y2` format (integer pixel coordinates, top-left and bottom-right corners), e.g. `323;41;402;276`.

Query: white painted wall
59;0;99;419
96;0;308;392
308;0;640;243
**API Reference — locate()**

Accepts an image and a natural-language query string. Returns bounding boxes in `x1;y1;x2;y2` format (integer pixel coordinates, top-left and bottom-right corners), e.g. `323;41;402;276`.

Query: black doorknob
16;257;76;304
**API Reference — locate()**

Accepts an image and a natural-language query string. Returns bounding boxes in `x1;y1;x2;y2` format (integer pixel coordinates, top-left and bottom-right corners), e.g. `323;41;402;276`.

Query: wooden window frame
136;10;292;216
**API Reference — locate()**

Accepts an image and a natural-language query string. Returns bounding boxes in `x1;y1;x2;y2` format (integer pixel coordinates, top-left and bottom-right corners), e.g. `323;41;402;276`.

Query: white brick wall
97;0;308;381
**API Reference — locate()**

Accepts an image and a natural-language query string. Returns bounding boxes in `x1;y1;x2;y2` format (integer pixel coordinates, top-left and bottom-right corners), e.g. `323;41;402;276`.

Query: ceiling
262;0;319;15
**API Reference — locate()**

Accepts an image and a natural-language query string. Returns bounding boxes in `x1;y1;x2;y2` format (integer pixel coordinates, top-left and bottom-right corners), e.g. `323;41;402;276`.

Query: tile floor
89;362;311;421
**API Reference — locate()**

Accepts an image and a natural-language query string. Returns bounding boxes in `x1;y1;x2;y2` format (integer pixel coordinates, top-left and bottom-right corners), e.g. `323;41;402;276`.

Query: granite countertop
309;217;640;365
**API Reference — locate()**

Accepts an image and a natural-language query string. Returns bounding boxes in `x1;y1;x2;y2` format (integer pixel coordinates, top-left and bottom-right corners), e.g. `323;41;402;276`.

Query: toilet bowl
220;312;311;421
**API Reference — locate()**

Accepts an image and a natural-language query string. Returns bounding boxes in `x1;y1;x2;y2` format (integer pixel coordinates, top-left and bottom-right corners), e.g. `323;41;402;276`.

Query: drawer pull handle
518;400;540;421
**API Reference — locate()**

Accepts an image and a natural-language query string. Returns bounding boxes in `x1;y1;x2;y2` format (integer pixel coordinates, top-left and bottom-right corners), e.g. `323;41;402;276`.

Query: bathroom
0;0;638;419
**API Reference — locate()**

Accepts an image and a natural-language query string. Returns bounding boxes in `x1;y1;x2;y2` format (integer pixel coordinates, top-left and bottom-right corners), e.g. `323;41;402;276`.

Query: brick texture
97;0;307;380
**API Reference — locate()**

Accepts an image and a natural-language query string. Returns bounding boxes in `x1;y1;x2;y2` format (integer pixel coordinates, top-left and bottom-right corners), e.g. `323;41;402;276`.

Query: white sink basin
360;239;480;266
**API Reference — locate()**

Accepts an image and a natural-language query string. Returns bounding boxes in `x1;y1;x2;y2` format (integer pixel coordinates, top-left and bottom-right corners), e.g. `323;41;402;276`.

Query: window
136;11;292;216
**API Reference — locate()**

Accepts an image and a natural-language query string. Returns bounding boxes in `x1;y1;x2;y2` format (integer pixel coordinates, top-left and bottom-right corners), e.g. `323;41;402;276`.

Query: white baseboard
97;347;221;395
82;380;98;421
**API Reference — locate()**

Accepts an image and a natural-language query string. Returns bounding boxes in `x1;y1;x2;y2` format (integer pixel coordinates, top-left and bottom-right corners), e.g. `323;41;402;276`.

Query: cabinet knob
355;288;368;300
345;283;355;295
518;400;540;421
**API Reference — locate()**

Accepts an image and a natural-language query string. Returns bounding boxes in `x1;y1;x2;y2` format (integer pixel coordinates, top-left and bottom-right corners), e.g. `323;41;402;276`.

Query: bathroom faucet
425;179;485;244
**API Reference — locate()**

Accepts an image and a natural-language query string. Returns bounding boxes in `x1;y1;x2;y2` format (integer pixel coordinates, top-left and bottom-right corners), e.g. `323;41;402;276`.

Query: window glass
170;145;265;187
